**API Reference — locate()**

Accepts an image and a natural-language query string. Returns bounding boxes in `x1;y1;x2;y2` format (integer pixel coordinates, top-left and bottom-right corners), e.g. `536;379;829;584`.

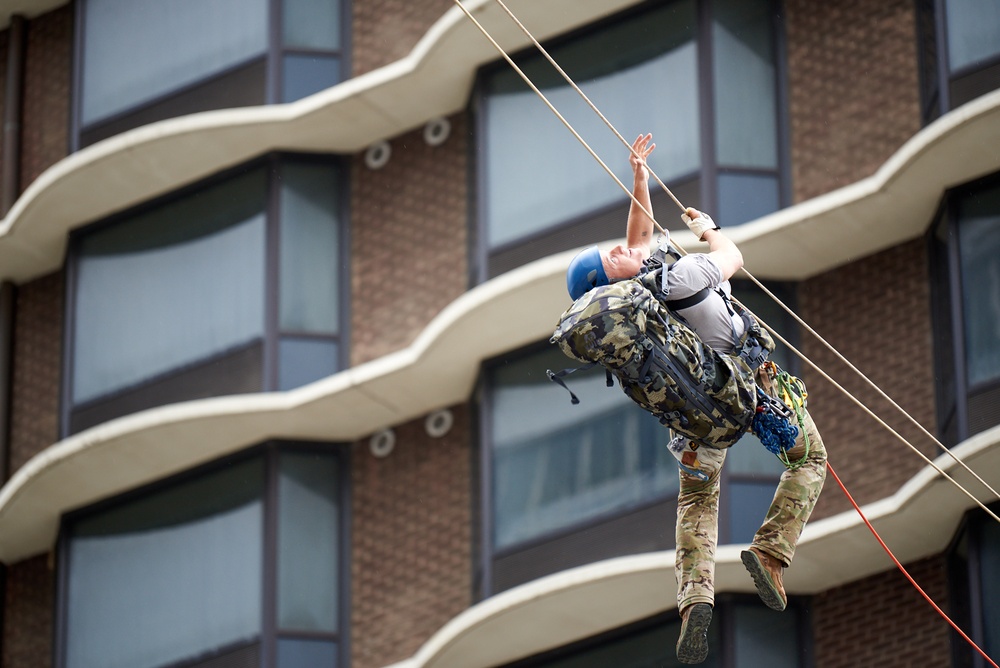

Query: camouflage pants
675;408;827;612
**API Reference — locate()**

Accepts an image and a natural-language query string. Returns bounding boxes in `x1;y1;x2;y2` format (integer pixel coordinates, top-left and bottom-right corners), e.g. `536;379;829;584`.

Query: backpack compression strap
547;365;614;404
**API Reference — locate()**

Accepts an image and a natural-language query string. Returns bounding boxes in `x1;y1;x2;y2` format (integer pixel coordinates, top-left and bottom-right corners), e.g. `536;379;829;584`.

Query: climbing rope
452;0;1000;526
827;462;999;668
487;0;687;215
752;364;811;470
755;309;1000;525
453;1;1000;660
448;0;663;235
480;0;1000;515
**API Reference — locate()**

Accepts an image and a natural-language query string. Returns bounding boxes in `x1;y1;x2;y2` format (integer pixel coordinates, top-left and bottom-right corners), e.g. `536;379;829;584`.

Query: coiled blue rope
752;409;799;456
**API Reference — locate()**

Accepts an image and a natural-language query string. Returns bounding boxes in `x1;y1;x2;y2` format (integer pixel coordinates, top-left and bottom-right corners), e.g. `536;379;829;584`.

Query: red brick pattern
19;6;72;195
785;0;922;203
2;555;54;668
351;0;452;76
811;557;951;667
349;113;469;366
799;240;938;520
8;272;63;476
350;406;472;668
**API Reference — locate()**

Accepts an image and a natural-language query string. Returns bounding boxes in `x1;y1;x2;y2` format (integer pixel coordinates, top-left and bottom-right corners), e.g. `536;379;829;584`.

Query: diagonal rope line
740;274;1000;504
826;461;1000;668
449;0;665;236
759;309;1000;525
473;0;1000;508
487;0;686;215
456;1;1000;657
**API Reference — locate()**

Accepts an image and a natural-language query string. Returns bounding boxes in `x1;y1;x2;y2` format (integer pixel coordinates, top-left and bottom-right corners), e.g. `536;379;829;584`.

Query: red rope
826;461;998;668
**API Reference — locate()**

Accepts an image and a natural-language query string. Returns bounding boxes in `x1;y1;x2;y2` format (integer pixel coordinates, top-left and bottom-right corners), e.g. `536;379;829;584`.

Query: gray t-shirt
662;254;745;352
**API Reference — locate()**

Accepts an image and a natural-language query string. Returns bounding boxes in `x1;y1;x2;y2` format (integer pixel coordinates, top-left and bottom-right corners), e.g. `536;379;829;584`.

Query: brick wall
349;113;469;365
350;405;472;668
8;272;63;476
812;556;951;667
0;273;58;668
20;6;72;195
2;556;54;668
351;0;452;76
799;240;938;520
1;9;71;668
785;0;922;203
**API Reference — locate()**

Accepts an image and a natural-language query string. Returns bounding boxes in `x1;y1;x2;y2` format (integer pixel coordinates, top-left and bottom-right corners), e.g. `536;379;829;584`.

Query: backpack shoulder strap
663;287;711;311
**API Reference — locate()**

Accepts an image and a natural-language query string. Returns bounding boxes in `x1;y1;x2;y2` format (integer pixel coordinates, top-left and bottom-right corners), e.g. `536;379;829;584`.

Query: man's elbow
719;249;743;281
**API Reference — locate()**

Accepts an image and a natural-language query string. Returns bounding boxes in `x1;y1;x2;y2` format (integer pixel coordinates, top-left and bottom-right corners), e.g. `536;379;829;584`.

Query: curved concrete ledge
732;87;1000;279
4;84;1000;559
0;0;64;28
0;249;573;564
384;427;1000;668
0;0;637;284
1;43;999;288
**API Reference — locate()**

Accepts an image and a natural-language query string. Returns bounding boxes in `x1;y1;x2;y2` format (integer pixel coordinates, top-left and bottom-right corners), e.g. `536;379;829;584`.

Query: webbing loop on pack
547;365;613;405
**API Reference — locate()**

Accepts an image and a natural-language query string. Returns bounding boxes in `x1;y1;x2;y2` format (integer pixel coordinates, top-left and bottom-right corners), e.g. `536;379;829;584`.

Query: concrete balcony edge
383;426;1000;668
3;91;1000;563
0;0;637;283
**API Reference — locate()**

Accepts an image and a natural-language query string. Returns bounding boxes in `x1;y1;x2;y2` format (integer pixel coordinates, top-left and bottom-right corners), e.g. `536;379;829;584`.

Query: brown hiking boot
676;603;712;664
741;546;787;611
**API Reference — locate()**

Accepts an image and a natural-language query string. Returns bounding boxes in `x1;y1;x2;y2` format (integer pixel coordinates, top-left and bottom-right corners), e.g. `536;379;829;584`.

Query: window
502;597;808;668
917;0;1000;122
929;175;1000;445
484;344;676;593
66;155;345;435
477;0;785;279
482;280;799;594
58;444;346;668
75;0;347;147
949;503;1000;666
489;346;675;552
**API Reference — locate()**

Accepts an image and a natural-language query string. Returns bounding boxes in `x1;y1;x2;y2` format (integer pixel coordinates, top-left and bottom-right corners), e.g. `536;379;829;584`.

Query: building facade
0;0;998;666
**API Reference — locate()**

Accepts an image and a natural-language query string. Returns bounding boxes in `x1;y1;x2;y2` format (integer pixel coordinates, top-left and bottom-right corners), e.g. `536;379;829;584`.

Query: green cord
774;370;811;471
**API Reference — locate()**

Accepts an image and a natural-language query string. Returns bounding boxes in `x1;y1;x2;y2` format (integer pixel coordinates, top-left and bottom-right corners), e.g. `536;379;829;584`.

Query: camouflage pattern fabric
675;404;827;612
550;278;762;448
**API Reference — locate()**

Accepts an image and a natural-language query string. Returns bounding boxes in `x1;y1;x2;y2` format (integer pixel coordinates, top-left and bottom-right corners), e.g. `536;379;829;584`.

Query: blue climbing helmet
566;246;608;300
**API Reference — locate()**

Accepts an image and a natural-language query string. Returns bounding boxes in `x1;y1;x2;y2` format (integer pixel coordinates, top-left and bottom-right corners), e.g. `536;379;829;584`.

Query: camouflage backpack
549;266;774;449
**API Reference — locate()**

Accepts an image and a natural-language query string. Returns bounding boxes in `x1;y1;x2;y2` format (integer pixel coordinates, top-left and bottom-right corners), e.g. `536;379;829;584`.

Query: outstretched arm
683;207;743;281
624;133;655;257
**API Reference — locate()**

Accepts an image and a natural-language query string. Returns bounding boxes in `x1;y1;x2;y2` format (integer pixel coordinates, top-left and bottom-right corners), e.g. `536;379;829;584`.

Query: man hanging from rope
555;134;827;664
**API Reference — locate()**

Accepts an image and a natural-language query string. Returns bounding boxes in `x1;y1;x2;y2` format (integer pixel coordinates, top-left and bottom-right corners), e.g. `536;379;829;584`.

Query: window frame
948;502;1000;668
918;0;1000;125
477;339;682;597
54;440;351;668
472;0;790;282
62;152;350;438
71;0;353;150
927;171;1000;446
498;594;813;668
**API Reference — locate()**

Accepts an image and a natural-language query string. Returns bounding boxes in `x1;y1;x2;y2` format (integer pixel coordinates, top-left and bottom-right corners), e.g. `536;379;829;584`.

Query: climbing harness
751;362;811;469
